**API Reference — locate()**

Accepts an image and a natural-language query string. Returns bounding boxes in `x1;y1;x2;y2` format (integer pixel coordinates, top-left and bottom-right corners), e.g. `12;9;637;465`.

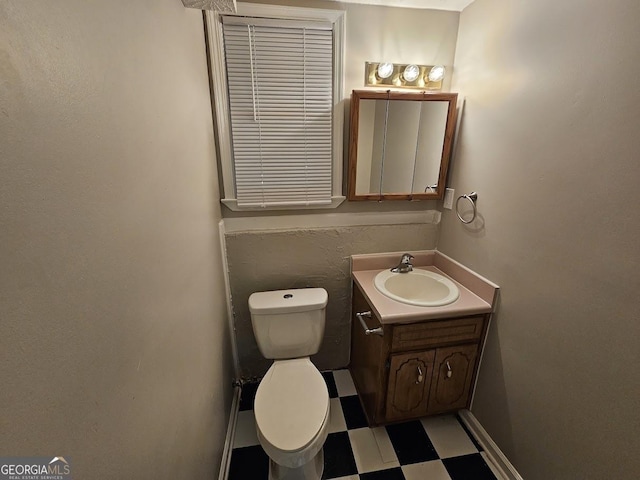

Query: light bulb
428;65;446;82
377;62;394;79
402;64;420;82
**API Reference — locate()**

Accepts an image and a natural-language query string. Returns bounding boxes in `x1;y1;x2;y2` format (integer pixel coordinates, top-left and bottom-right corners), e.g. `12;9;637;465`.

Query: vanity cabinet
350;283;489;426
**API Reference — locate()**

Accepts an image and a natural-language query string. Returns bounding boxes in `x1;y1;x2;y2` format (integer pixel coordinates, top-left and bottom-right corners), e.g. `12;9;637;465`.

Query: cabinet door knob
446;361;453;379
416;365;424;384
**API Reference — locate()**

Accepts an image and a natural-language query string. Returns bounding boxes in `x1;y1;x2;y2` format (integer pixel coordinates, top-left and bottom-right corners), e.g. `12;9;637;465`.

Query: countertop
351;251;499;325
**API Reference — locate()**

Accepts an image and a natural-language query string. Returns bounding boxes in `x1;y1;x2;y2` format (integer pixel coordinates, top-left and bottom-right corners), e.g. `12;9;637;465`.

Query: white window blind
222;16;334;208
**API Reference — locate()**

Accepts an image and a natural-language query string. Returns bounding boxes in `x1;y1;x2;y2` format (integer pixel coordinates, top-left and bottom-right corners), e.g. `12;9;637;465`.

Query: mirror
347;90;458;201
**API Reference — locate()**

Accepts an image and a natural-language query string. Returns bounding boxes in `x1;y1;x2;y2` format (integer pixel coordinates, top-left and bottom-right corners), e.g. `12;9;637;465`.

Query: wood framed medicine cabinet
347;90;458;201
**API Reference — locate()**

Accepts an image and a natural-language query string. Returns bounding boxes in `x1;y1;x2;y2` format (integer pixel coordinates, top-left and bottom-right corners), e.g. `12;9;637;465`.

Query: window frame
205;3;346;211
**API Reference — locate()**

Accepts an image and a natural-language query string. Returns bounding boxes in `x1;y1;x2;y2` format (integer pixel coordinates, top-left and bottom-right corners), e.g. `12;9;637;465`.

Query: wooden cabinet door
385;350;435;422
428;344;478;414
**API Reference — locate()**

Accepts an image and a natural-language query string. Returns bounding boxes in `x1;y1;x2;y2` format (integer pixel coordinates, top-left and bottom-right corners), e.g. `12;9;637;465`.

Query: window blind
222;16;334;208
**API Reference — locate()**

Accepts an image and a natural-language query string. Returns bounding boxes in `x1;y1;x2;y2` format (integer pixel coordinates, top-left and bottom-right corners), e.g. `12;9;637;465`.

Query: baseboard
458;410;524;480
218;386;242;480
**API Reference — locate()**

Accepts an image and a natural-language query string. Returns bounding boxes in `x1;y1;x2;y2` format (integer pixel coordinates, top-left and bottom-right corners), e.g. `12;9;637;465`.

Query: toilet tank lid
249;288;328;315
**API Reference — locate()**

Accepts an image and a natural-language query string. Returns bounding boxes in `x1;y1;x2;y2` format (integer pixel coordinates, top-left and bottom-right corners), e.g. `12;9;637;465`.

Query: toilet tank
248;288;328;360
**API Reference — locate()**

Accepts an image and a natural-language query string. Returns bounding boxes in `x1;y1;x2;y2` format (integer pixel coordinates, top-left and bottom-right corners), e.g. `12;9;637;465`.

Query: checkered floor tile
228;369;503;480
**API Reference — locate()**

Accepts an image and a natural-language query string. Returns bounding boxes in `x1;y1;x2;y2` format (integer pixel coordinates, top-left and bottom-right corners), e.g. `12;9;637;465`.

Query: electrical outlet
444;188;454;209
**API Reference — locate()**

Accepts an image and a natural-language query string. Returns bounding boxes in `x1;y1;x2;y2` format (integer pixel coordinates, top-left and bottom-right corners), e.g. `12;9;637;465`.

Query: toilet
248;288;330;480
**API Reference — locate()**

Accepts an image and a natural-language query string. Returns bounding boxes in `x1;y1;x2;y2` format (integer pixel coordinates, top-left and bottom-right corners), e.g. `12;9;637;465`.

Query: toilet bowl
254;358;329;479
248;288;330;480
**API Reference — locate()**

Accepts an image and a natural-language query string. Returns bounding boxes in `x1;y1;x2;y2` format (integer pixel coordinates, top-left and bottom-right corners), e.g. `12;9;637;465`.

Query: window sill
220;196;346;212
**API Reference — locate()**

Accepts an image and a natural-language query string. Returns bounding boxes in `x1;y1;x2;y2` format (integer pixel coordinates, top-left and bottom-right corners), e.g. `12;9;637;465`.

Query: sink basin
374;268;460;307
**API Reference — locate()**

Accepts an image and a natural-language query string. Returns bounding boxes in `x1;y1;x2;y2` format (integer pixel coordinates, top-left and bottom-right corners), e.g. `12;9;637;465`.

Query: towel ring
456;192;478;224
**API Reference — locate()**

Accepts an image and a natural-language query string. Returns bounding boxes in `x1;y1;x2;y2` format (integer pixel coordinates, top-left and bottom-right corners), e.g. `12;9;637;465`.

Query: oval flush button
283;294;293;299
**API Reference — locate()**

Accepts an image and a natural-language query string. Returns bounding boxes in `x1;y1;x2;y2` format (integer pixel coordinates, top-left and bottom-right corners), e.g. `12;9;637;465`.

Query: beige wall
343;3;458;93
0;1;233;478
226;223;439;378
441;0;640;478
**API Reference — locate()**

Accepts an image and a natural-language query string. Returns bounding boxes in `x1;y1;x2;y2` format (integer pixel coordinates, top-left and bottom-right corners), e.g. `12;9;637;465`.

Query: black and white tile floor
229;369;504;479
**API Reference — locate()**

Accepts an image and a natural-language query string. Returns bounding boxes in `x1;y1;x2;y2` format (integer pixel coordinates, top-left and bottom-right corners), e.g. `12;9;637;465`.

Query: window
206;5;345;211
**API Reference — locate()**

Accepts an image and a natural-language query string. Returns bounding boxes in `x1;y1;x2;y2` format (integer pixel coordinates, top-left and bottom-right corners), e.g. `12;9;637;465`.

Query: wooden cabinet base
349;283;489;425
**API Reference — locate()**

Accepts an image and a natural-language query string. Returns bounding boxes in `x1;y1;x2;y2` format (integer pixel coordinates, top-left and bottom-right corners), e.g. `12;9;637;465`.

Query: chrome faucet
391;253;414;273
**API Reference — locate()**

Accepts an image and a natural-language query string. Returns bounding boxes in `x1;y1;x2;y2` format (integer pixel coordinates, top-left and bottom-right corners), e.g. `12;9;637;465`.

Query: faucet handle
400;253;414;264
391;253;414;273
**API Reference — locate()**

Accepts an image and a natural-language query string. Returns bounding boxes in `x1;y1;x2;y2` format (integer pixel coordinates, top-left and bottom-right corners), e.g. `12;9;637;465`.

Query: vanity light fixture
364;62;445;90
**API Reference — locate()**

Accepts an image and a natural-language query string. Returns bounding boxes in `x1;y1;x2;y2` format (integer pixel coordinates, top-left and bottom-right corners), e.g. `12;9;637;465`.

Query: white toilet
248;288;330;480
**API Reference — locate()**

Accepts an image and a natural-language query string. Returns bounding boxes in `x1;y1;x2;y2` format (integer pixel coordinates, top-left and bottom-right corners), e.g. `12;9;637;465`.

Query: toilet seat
254;358;329;454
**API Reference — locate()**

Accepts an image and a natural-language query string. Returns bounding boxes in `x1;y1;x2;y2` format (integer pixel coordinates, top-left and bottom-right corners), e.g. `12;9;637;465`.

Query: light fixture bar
364;62;445;90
